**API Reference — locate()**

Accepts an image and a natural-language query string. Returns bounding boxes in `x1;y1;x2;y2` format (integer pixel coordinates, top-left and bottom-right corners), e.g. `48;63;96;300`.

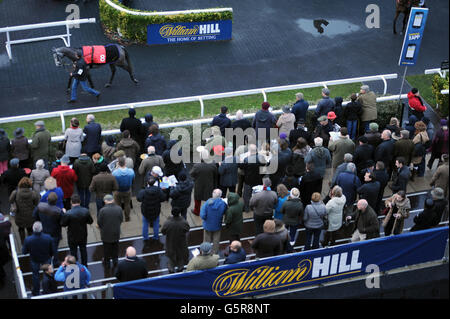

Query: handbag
311;204;328;230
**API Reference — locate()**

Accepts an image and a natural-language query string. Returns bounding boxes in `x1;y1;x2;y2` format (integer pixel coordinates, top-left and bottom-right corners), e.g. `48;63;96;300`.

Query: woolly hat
261;102;270;110
369;122;379;131
199;242;213;255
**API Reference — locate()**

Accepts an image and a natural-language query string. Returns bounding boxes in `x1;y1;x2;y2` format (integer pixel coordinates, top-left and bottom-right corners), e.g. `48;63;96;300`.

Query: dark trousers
18;227;33;244
219;185;236;198
63;198;72;211
78;188;91;209
305;228;322;250
69;242;88;266
322;230;338;246
95;197;104;218
237;174;245;197
31;259;51;296
103;241;119;265
254;214;272;236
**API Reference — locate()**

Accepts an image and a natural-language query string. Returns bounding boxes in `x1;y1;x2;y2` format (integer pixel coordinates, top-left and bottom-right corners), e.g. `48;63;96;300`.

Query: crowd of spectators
0;85;448;294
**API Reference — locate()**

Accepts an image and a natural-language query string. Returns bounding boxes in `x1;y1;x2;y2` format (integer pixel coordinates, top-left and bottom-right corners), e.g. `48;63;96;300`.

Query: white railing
9;233;28;299
424;68;448;78
0;18;96;60
104;0;232;16
0;73;398;140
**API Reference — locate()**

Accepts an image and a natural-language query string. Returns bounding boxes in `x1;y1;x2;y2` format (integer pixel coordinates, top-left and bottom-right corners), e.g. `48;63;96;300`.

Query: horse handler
68;55;101;103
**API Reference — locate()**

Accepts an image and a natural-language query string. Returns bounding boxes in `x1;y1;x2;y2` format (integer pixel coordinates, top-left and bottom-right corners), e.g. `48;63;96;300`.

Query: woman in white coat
64;117;84;164
322;185;346;247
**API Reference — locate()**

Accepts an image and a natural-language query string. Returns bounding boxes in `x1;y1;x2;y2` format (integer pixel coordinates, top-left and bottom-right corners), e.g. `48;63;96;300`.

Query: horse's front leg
105;64;116;88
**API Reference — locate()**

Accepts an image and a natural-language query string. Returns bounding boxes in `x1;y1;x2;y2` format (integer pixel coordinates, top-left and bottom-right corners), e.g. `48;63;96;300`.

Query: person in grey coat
30;159;50;193
64;117;85;163
322;186;346;247
305;137;331;178
303;192;327;250
97;194;123;267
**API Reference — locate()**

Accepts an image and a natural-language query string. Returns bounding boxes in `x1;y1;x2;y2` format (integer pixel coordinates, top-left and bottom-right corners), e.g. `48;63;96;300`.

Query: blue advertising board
147;20;232;45
113;226;448;299
398;7;429;66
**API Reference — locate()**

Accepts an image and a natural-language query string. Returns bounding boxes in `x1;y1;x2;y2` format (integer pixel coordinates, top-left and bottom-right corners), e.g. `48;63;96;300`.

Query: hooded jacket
73;155;96;189
252;109;276;139
145;133;167;156
200;197;227;232
117;137;140;161
408;91;426;113
280;197;304;226
304;146;331;178
162;140;184;177
224;192;244;236
83;120;102;154
51;165;78;199
325;195;346;232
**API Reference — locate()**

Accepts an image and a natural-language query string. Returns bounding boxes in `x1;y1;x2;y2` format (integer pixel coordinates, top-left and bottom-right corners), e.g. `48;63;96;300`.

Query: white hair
147;146;155;154
296;92;304;100
36;159;45;169
212;189;222;198
235;110;244;120
33;221;43;233
87;114;95;122
314;137;323;147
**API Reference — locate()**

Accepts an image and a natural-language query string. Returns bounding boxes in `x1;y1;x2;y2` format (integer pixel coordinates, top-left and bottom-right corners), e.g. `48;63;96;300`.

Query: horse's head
52;47;64;67
52;47;81;67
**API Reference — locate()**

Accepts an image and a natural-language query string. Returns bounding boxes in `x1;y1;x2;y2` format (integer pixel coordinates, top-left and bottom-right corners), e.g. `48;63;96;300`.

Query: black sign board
441;60;449;71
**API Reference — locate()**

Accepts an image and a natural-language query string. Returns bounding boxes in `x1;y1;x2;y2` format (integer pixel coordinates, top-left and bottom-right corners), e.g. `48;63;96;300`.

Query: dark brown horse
393;0;422;34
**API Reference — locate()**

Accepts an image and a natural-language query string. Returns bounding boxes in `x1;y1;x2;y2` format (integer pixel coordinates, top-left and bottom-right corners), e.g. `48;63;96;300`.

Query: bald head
126;246;137;258
230;240;242;252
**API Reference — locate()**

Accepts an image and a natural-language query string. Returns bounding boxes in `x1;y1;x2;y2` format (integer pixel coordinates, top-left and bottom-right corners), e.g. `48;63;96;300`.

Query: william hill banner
113;227;448;299
147;20;232;45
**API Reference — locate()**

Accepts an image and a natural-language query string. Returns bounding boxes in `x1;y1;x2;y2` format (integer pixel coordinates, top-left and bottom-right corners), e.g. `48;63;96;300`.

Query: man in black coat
83;114;102;157
120;108;143;145
115;246;148;282
373;161;389;214
252;102;276;141
291;92;310;124
169;172;194;220
68;55;100;103
231;110;252;151
250;220;282;258
374;130;395;178
1;158;26;195
238;144;266;212
289;119;312;148
389;157;410;193
61;194;93;266
161;207;190;273
357;170;380;212
97;194;124;267
211;106;232;137
299;163;323;207
137;176;167;242
353;136;374;178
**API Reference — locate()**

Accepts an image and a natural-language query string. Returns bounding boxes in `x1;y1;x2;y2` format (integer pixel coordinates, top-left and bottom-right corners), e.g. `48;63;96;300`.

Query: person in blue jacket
200;189;228;255
54;255;91;292
224;240;246;264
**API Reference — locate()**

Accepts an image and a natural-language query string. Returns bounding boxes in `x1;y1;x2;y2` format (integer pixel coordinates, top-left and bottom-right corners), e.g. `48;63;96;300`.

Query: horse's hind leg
393;10;400;34
105;64;116;88
124;49;138;84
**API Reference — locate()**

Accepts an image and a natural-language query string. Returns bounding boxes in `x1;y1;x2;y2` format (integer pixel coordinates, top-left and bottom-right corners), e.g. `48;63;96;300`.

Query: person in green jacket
224;192;244;241
30;121;52;167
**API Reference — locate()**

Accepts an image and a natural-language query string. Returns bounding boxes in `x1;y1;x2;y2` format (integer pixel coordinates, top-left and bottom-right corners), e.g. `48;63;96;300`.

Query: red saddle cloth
82;46;106;64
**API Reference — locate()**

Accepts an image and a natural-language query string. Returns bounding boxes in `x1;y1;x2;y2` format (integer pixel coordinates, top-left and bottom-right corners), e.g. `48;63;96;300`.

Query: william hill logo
159;23;221;38
212;250;363;297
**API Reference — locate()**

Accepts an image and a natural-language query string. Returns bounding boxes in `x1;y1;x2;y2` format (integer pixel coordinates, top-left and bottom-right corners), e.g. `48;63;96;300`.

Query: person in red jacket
407;88;426;120
51;155;78;210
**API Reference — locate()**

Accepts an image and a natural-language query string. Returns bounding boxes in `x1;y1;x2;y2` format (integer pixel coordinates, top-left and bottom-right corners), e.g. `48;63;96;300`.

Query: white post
381;76;388;95
261;89;267;102
199;97;205;117
6;31;12;60
60;112;66;133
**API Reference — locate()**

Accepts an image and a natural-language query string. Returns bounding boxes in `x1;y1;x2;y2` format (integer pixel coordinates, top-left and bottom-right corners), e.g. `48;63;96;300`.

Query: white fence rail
104;0;232;16
0;18;96;60
424;68;448;78
9;233;28;299
0;73;398;140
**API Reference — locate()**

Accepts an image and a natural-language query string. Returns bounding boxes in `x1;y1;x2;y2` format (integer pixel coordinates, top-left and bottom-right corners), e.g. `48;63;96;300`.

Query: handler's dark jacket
73;58;89;81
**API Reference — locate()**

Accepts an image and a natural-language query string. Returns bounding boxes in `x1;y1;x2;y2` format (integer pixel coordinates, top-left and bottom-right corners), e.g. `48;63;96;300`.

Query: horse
52;44;138;89
393;0;422;35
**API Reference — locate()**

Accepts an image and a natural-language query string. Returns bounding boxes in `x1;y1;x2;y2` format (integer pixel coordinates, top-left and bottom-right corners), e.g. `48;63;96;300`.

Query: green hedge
99;0;233;43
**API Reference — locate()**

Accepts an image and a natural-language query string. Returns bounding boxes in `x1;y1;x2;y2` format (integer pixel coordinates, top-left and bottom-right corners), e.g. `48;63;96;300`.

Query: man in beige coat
328;127;355;169
430;154;449;198
357;85;377;134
